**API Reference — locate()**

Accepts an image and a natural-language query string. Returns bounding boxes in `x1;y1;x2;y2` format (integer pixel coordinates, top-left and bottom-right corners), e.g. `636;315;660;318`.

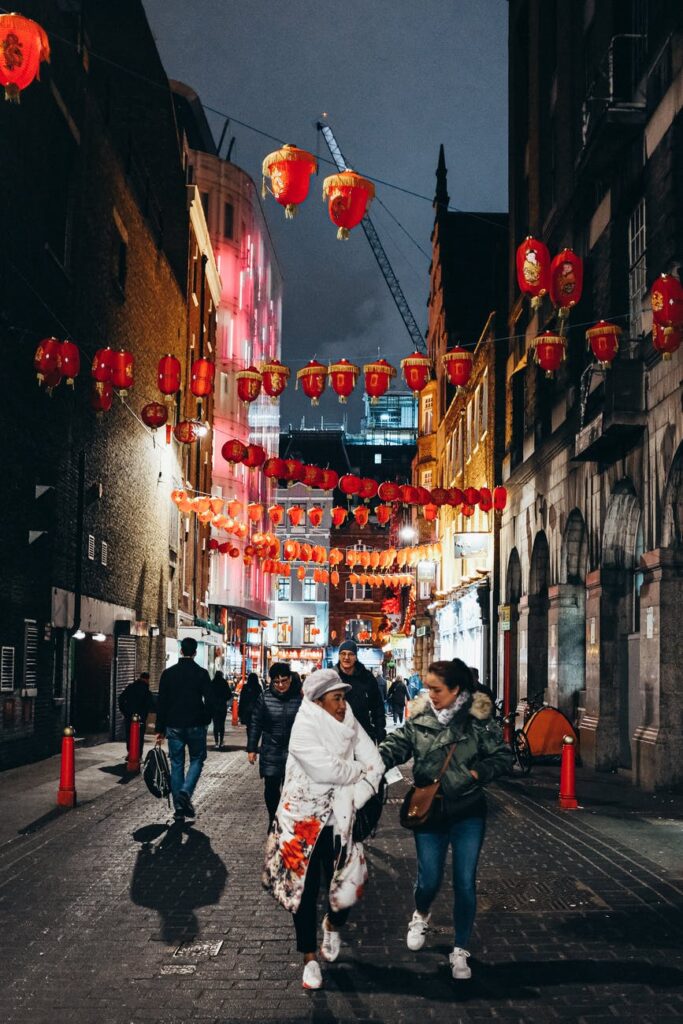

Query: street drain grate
173;939;223;958
477;875;608;913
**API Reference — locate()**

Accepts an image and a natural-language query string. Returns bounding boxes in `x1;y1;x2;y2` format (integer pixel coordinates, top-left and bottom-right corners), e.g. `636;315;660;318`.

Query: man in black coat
118;672;156;756
335;640;386;743
155;637;214;821
247;662;302;826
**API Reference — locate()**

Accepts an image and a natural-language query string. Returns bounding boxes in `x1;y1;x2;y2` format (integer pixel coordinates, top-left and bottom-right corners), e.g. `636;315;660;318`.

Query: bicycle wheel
514;730;532;775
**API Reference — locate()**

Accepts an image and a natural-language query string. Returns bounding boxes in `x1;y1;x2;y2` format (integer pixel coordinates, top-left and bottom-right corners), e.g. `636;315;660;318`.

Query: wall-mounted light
92;632;106;642
73;629;85;640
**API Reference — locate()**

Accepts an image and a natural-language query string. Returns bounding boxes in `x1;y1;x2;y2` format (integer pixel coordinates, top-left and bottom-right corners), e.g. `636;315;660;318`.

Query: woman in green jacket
379;659;512;981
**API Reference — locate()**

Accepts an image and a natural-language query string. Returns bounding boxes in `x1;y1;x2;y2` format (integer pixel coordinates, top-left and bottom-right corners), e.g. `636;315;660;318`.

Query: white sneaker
320;916;341;962
302;959;323;989
406;910;430;951
449;946;472;980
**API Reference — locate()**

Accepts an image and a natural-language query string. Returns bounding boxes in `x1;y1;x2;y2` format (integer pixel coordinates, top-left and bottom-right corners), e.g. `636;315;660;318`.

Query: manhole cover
477;875;608;913
173;939;223;958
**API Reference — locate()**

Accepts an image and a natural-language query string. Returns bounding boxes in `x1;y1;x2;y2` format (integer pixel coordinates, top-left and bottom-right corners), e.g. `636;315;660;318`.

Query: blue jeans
414;815;486;948
166;726;207;811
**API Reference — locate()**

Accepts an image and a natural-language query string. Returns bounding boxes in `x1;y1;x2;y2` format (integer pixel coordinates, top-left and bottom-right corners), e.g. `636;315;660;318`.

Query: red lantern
296;359;327;406
260;358;290;402
208;538;220;551
493;486;507;512
358;478;379;500
0;14;50;103
218;542;231;555
297;567;306;581
652;322;682;360
158;354;181;400
263;457;287;479
464;487;480;506
236;366;262;405
448;487;464;507
550;248;583;314
479;487;493;512
319;469;339;491
141;402;168;431
378;481;401;503
227;499;243;518
287;506;304;526
363;358;396;405
302;464;323;488
267;504;284;526
399;484;420;505
400;351;431;397
328;359;360;403
423;504;439;522
516;236;551;308
339;474;361;496
174;420;198;444
247;503;263;523
243;443;267;468
299;543;312;562
111;349;134;396
651;274;683;331
191;358;215;398
308;506;324;527
91;347;113;391
443;347;473;389
229;547;240;559
283;458;305;482
429;487;449;507
375;504;392;526
532;331;565;378
58;341;80;386
222;439;248;464
462;504;475;518
91;381;113;414
353;507;370;528
34;337;61;385
322;170;375;240
262;144;317;218
416;486;432;506
586;320;621;368
331;507;348;527
331;570;340;587
284;540;299;560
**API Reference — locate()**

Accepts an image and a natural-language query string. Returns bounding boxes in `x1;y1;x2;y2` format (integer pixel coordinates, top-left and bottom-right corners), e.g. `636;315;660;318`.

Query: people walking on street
263;668;384;991
374;669;388;708
335;640;386;743
155;638;215;822
210;670;232;749
247;662;303;826
379;659;512;981
387;676;408;724
118;671;156;756
238;671;263;729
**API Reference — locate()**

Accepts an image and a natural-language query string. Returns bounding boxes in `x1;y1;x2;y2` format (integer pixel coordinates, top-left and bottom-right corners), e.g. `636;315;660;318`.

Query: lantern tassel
5;84;20;103
337;227;350;241
261;177;267;199
284;204;298;219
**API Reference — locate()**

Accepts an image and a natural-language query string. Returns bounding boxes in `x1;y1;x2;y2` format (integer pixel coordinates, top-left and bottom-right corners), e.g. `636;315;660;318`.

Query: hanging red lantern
550;248;583;316
263;457;287;479
652;322;682;360
516;236;551;308
651;274;683;331
284;540;300;560
34;337;61;386
218;542;231;555
158;354;181;400
297;566;306;581
429;487;449;507
416;486;432;506
586;320;621;368
236;366;262;405
322;170;375;240
222;439;248;464
354;507;370;528
532;331;565;378
443;346;473;389
191;358;215;398
339;474;361;496
328;359;360;403
296;359;327;406
378;481;401;503
58;340;80;387
400;351;431;397
358;478;379;500
462;504;475;518
448;487;464;507
308;506;324;527
375;504;392;526
91;381;113;415
261;144;317;218
399;484;420;504
329;548;343;566
299;543;312;562
302;464;323;488
319;468;339;491
493;486;507;512
141;402;168;431
331;570;340;587
423;504;439;522
363;358;396;404
260;358;290;402
243;443;267;468
331;507;348;527
227;499;242;518
91;347;114;392
0;14;50;103
287;506;304;527
464;487;481;506
267;504;284;526
479;487;493;513
174;420;197;444
111;350;134;396
229;547;240;559
247;504;263;524
208;538;220;552
283;458;304;482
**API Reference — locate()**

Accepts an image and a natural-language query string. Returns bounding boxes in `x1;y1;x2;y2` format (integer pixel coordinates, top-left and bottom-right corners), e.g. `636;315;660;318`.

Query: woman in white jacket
263;668;385;990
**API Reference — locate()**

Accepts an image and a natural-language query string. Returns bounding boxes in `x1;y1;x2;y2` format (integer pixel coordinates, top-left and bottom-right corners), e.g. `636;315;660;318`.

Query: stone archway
527;531;550;702
502;548;522;717
548;509;588;719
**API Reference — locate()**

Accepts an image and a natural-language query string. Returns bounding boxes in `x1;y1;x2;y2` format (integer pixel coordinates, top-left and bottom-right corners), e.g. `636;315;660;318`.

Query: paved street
1;732;682;1024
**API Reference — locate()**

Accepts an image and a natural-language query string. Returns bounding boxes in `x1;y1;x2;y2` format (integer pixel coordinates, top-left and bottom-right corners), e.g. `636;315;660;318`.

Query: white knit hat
303;668;351;702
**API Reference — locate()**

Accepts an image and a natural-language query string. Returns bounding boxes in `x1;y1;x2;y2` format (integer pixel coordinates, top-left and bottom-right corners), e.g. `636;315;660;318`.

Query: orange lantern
347;550;359;567
191;358;215;398
358;478;379;500
652;322;682;360
369;552;380;569
308;506;324;527
331;569;340;587
363;358;396;404
222;439;248;464
586;320;621;369
236;366;262;405
322;170;375;240
331;507;348;528
349;573;360;585
58;340;80;387
328;358;360;403
158;354;181;401
262;144;317;218
267;504;284;526
359;551;371;568
299;543;312;562
0;14;50;103
532;331;565;378
171;489;186;505
550;248;583;316
443;346;473;389
247;502;263;523
376;504;392;526
297;567;306;581
141;402;168;431
209;496;224;515
329;548;343;566
34;337;61;386
354;507;370;528
516;236;551;308
227;499;242;518
651;274;683;332
174;420;198;444
284;540;300;560
286;506;303;527
378;481;401;503
244;443;267;468
400;351;431;397
423;504;439;521
296;359;327;406
319;469;339;490
112;350;134;396
91;381;113;414
260;358;290;402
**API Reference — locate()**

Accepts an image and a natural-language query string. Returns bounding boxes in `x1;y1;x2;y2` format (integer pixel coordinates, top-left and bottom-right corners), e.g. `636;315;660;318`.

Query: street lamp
399;526;417;542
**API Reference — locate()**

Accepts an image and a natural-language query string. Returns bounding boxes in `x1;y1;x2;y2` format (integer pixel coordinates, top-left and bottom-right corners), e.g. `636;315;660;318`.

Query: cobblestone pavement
1;735;682;1024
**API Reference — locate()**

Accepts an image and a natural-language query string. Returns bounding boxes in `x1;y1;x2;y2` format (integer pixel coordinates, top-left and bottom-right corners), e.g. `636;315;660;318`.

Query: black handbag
352;776;387;842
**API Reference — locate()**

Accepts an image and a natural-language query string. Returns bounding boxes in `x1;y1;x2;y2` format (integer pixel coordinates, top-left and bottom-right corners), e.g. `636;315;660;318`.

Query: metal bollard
127;714;142;774
57;726;77;807
558;734;579;810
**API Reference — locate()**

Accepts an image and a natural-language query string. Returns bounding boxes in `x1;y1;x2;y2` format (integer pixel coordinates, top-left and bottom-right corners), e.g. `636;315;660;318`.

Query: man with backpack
118;672;156;757
155;638;215;822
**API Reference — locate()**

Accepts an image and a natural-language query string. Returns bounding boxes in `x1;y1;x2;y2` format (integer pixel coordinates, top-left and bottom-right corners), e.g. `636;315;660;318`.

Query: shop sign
500;605;511;632
454;532;490;558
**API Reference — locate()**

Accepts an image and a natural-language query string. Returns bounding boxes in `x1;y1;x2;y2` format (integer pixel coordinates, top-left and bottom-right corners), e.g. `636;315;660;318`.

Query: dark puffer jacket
247;676;303;778
336;661;386;742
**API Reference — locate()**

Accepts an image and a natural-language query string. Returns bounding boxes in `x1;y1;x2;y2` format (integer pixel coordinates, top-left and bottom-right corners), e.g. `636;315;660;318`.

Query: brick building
501;1;683;788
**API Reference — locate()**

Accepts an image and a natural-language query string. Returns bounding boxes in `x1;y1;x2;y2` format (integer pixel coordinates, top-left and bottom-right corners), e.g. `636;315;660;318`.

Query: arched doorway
502;548;522;719
527;531;550;702
551;509;588;719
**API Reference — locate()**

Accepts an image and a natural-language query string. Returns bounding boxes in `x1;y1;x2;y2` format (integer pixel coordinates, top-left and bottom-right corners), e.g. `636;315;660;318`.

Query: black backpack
142;746;172;804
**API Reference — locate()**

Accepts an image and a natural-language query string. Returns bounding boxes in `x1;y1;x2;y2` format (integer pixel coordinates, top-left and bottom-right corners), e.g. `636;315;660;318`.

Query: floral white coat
262;698;385;914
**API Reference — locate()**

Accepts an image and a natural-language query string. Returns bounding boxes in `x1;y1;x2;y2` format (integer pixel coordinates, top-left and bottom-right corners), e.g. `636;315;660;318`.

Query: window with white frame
628;198;646;338
473;387;480;448
276;616;291;644
480;371;488;438
456;422;463;475
422;469;433;490
303;616;317;644
345;582;372;602
465;403;472;460
418;579;432;600
422;393;434;435
277;577;291;601
303;578;316;601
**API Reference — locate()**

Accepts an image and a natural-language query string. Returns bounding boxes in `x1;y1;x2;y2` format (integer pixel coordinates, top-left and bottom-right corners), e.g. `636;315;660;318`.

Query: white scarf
299;697;356;755
429;690;470;726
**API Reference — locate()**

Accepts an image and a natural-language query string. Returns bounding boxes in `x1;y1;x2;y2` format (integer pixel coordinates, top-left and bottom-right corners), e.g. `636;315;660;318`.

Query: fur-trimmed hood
410;688;494;723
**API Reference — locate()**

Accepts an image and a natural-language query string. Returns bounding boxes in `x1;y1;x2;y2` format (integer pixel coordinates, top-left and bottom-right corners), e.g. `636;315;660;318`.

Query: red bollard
231;686;241;726
558;734;579;810
57;726;77;808
127;714;142;774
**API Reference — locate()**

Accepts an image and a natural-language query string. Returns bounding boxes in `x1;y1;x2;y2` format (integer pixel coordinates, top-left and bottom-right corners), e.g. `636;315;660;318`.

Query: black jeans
392;704;405;724
212;711;227;747
293;826;350;953
264;775;283;826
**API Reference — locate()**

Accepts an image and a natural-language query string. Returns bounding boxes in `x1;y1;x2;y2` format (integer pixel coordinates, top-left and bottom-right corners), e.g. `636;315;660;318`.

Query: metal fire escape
317;121;427;354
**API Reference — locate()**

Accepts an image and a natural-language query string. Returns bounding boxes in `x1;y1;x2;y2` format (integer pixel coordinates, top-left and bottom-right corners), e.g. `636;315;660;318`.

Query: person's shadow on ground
129;822;227;945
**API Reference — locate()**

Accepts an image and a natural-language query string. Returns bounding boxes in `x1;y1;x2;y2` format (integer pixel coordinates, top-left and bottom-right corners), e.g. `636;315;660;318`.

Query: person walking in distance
155;638;215;822
387;676;409;725
247;662;302;827
335;640;386;743
118;671;156;756
379;659;512;981
238;671;263;729
210;670;232;750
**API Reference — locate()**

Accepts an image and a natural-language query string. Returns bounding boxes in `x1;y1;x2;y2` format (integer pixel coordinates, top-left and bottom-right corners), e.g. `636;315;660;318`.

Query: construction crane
317;120;427;354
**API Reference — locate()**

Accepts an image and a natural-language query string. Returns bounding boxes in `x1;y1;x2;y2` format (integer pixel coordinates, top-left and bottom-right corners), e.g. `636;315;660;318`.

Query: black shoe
173;810;185;822
177;791;196;818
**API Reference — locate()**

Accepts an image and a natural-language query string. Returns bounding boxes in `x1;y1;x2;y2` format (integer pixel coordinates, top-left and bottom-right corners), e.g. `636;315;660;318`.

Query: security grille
113;635;137;740
88;534;95;560
0;647;15;692
23;620;38;688
101;541;108;566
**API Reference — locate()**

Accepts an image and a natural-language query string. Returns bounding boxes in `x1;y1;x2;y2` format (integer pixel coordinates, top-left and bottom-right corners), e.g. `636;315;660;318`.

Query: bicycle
497;692;560;775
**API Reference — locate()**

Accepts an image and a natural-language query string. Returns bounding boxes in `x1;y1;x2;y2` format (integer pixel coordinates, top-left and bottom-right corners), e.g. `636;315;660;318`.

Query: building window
628;198;646;338
422;469;433;490
465;403;472;460
345;618;372;642
277;577;290;601
473;387;480;448
23;620;38;690
303;578;316;601
223;201;234;240
303;616;317;645
345;582;371;602
200;191;210;220
422;394;433;435
480;371;488;438
276;617;291;644
374;453;382;464
418;579;431;600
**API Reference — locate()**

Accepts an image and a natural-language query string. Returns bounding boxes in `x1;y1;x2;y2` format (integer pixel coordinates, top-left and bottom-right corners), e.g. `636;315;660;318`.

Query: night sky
142;0;508;428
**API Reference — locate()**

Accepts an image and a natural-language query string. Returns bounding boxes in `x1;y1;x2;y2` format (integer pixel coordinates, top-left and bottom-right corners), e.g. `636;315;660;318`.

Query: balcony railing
579;35;648;167
573;358;645;464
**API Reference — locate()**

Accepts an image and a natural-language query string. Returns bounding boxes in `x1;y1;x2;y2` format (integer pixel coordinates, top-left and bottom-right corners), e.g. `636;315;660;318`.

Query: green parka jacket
379;691;513;815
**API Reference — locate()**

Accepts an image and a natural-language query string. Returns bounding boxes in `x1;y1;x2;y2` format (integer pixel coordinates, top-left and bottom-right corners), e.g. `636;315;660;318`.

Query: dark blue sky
143;0;508;427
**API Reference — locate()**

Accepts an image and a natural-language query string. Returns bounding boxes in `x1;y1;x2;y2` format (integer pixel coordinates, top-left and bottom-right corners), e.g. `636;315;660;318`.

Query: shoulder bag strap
435;743;457;782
